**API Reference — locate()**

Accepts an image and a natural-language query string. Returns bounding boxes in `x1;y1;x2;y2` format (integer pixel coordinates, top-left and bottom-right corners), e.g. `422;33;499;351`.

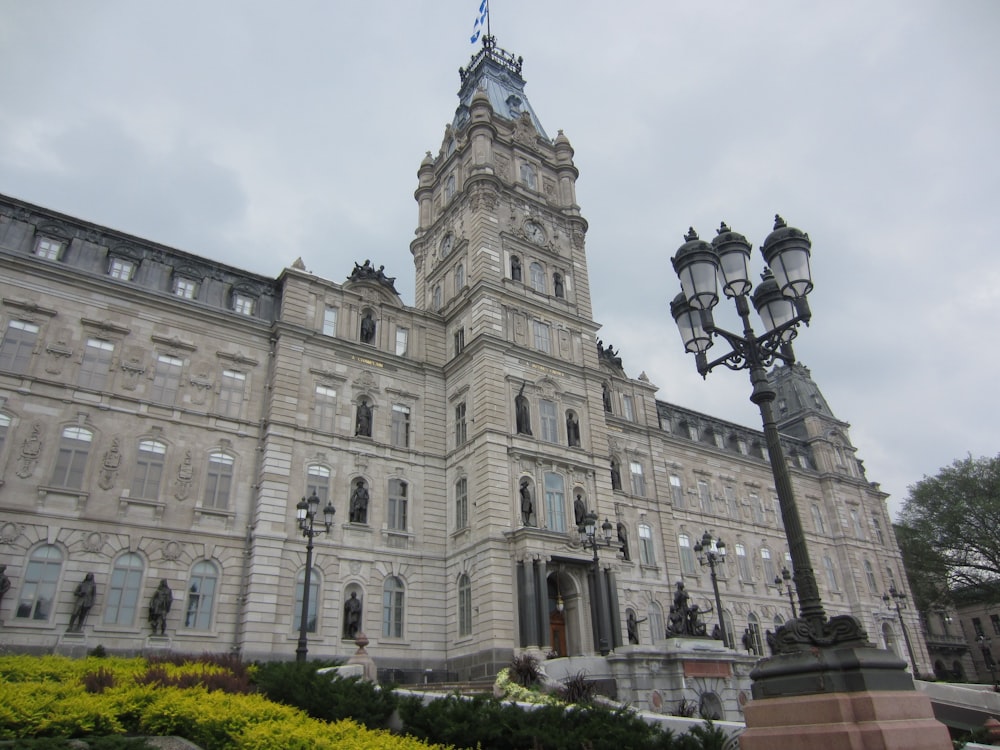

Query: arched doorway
547;570;578;656
699;691;724;721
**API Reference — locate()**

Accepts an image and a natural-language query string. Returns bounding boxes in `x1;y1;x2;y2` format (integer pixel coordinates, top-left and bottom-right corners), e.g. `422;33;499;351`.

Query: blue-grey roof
453;36;549;140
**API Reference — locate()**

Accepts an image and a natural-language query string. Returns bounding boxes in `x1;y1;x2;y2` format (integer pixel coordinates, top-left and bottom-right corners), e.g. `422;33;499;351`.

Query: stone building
0;37;925;699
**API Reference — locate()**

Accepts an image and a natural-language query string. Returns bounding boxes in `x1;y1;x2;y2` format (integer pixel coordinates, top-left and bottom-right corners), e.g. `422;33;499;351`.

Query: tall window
313;385;337;432
34;237;63;259
185;561;218;630
532;321;551;353
432;285;442;310
78;339;114;390
293;567;319;633
103;553;144;626
109;258;135;280
529;262;545;293
454;264;465;290
736;543;752;581
851;510;866;539
520;163;537;189
16;545;63;620
697;480;711;510
725;486;739;518
455;402;467;446
216;370;246;418
863;559;879;592
648;602;664;642
872;515;885;544
539;399;558;443
455;477;469;530
622;395;635;422
131;439;166;499
761;548;776;583
0;413;9;456
629;461;645;497
747;613;764;655
150;355;183;403
638;524;655;566
306;464;330;503
458;574;472;637
388;479;408;531
823;556;840;591
454;328;465;355
51;426;93;489
751;493;765;523
670;474;684;508
773;495;783;528
391;404;411;448
204;452;234;509
323;306;338;336
0;320;40;374
544;472;566;532
679;534;697;575
382;576;405;638
395;327;408;356
811;505;827;535
174;277;197;299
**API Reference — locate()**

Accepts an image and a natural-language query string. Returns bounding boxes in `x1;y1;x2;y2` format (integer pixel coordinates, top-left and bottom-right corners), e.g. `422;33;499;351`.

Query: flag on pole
470;0;488;44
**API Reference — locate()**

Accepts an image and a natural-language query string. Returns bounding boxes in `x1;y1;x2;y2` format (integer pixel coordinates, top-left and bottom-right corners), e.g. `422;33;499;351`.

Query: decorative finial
684;227;699;242
773;214;786;230
717;222;730;235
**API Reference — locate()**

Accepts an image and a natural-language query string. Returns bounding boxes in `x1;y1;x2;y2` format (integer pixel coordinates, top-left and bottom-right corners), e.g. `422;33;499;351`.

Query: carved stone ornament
98;437;123;490
174;450;194;501
494;154;511;182
16;422;43;478
81;531;104;554
0;522;22;545
772;614;872;654
162;540;183;561
119;355;146;391
44;341;73;375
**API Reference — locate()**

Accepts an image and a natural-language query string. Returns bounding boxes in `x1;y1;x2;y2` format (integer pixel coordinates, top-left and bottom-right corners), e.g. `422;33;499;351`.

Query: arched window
544;472;566;532
103;552;144;626
529;262;545;292
16;545;63;620
132;439;166;499
204;452;234;509
306;464;330;503
293;566;320;633
185;561;219;630
382;576;405;638
52;426;93;489
445;173;456;201
458;574;472;637
882;622;897;655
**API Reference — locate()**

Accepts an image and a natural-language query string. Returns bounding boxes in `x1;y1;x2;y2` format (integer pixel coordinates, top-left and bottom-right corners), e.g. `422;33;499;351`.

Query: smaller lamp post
977;634;997;687
774;566;797;618
579;510;615;655
882;585;918;676
295;491;336;662
693;531;729;647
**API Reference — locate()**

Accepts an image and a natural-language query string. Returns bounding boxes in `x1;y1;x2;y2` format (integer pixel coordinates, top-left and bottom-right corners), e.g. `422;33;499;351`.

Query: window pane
388;479;408;530
544;472;565;532
185;562;218;630
218;370;246;418
458;574;472;637
395;327;408;356
16;545;63;620
391;404;410;448
103;553;144;626
52;427;93;489
323;307;338;336
78;339;114;390
0;320;40;374
455;478;468;530
539;399;557;443
630;462;645;497
131;440;166;499
382;576;404;638
313;385;337;432
150;355;183;403
204;452;234;509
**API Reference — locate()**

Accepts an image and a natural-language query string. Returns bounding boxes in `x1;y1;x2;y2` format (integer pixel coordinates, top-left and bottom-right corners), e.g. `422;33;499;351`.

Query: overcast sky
2;1;998;518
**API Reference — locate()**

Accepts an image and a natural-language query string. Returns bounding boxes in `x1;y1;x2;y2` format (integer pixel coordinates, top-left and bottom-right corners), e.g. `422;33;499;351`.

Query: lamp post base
741;646;951;749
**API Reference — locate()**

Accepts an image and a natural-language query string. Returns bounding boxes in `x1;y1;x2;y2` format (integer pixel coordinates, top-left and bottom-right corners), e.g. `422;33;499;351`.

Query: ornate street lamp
882;586;918;675
578;510;614;655
295;491;336;662
775;566;797;618
693;531;729;647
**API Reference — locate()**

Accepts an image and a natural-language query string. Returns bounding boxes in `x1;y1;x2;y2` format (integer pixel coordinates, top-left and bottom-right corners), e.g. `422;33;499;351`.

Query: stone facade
0;37;927;714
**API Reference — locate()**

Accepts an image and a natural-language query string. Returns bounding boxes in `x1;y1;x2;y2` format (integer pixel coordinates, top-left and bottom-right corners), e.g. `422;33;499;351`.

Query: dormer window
174;277;197;299
109;258;135;281
34;237;63;260
233;293;255;316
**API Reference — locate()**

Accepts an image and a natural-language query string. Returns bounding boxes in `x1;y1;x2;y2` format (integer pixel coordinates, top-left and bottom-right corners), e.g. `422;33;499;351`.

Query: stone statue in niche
98;438;122;490
553;273;564;299
573;494;587;528
360;312;376;344
67;573;97;632
618;522;631;561
16;423;43;478
511;255;522;282
566;412;580;447
355;399;373;437
602;383;612;412
610;459;622;491
344;591;362;639
515;383;531;436
349;479;369;524
519;478;535;526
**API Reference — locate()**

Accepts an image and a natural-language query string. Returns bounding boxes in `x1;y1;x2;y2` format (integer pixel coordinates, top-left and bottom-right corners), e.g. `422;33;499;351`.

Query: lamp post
693;531;729;647
295;491;336;662
977;634;997;686
775;566;797;618
881;585;919;676
669;217;871;660
578;510;614;655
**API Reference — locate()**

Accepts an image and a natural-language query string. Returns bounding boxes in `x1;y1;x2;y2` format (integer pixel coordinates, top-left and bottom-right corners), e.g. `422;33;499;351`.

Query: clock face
440;233;454;257
525;221;545;245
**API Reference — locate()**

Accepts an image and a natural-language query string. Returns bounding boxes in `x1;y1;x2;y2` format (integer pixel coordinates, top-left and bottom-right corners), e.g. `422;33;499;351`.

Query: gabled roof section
453;35;549;140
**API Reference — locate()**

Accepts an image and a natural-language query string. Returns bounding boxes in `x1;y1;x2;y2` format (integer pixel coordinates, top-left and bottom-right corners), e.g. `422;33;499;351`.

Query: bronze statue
515;382;531;435
360;312;376;344
349;479;369;524
148;579;172;635
67;573;96;632
610;459;622;491
617;521;630;561
573;494;587;527
344;591;362;639
566;412;580;447
519;478;534;526
355;399;373;437
511;255;522;282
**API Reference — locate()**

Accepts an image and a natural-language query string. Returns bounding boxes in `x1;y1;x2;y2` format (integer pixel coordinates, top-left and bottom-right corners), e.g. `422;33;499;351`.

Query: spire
454;36;549;139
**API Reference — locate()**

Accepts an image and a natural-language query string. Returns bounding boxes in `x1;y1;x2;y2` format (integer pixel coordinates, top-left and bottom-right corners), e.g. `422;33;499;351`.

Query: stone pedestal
345;632;377;682
740;646;951;749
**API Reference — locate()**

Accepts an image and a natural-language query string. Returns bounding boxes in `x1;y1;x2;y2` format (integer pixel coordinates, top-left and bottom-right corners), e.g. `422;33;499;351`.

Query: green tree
898;454;1000;604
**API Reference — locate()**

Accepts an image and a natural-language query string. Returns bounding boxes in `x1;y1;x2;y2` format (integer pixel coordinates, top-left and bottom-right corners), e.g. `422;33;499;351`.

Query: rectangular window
539;399;558;443
455;477;468;530
52;427;92;489
670;474;684;508
455;402;467;446
313;385;337;432
638;524;655;566
697;480;711;510
388;479;408;531
150;355;183;404
34;238;62;259
622;395;635;422
217;370;246;418
679;534;697;575
736;543;752;581
773;495;783;527
174;278;197;299
761;548;776;583
992;614;1000;636
395;327;408;355
323;306;338;336
973;617;985;638
0;414;9;458
77;338;114;390
307;465;330;503
629;461;645;497
544;472;566;532
533;321;551;354
204;453;234;509
131;440;166;499
109;258;135;280
458;576;472;637
751;493;765;523
233;294;255;316
454;328;465;355
823;556;840;592
725;486;739;518
872;516;885;544
391;404;411;448
0;320;40;374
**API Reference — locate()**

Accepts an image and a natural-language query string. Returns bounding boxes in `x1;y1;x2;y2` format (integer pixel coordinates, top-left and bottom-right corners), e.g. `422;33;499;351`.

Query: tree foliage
898;454;1000;604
